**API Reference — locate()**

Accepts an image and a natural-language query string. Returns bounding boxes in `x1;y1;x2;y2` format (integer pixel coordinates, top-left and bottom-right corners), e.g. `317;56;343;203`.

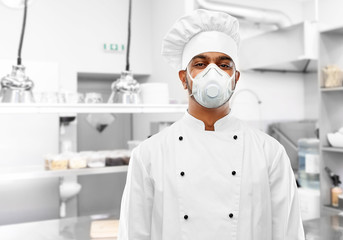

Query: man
118;9;305;240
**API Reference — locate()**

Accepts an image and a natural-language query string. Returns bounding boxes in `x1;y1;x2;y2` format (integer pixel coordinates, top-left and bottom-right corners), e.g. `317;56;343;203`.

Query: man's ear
233;70;240;90
179;70;188;90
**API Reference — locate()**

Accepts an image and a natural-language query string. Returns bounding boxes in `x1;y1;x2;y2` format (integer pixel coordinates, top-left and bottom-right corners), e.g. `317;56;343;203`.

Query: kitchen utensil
108;71;140;104
108;0;141;104
85;92;103;103
327;132;343;148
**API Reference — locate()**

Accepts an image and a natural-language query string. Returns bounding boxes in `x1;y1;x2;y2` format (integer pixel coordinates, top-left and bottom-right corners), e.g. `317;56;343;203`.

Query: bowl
327;133;343;148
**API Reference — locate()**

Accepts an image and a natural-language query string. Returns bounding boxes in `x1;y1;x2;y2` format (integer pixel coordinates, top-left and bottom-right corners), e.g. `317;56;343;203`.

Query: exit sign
103;43;125;53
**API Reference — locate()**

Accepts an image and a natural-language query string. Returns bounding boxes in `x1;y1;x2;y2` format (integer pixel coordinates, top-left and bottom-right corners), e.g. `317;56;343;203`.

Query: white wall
0;0;152;92
148;0;187;102
303;0;318;22
304;72;319;119
232;71;306;121
318;0;343;30
230;70;305;131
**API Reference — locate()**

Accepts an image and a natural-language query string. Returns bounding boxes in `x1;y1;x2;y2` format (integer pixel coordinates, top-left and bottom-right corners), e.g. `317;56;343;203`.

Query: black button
229;213;234;218
180;171;185;176
179;136;183;141
184;215;188;220
232;171;236;176
233;135;238;140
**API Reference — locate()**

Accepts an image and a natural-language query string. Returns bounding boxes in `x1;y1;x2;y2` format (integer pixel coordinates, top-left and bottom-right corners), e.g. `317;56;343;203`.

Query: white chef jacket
118;111;305;240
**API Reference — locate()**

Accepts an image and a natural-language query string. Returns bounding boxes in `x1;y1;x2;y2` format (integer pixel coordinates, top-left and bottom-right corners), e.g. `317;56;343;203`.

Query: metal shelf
0;103;188;114
0;165;128;181
323;204;343;214
322;147;343;153
320;25;343;34
321;87;343;92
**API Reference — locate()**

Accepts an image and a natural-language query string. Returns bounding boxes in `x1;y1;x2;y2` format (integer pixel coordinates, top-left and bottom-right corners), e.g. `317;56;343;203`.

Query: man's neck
187;97;230;131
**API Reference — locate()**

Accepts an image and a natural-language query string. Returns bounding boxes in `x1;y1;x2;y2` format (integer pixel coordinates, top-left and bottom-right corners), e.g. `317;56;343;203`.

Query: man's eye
194;63;206;67
219;64;232;69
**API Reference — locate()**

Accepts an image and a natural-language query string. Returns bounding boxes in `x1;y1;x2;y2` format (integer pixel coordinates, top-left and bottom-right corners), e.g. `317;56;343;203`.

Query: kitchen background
0;0;343;238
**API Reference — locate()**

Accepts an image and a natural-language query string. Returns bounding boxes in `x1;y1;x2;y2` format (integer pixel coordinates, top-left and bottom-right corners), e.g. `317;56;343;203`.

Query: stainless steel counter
0;215;118;240
303;215;343;239
0;215;342;240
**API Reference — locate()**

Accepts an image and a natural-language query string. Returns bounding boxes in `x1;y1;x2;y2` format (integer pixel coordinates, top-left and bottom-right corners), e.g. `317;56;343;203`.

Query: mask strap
185;68;194;97
186;67;195;82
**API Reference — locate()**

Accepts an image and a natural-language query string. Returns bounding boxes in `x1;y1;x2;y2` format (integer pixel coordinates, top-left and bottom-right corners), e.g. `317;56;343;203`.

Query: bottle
332;184;343;207
325;167;343;207
298;138;320;189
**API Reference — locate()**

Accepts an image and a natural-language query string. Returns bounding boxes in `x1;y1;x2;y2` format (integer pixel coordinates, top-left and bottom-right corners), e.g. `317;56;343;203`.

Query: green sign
103;43;125;53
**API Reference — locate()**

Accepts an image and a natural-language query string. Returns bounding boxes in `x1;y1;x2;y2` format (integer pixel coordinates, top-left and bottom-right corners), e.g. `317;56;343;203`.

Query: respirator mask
187;63;236;109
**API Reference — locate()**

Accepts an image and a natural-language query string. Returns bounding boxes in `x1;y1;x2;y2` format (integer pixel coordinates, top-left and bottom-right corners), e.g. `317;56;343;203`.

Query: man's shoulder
239;119;283;152
136;120;180;152
239;120;287;170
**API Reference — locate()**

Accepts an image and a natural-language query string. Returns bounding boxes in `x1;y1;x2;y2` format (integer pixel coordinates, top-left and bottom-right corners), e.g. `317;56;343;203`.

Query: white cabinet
240;21;318;73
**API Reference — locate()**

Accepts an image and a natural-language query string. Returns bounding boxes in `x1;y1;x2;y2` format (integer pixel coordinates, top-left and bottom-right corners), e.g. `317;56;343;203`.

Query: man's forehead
191;52;233;61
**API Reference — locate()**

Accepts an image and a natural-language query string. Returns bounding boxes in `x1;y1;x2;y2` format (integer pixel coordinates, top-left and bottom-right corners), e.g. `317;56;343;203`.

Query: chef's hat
161;9;240;70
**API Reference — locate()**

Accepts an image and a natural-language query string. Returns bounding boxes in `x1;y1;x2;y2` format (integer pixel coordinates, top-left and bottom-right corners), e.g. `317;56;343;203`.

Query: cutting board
90;219;119;239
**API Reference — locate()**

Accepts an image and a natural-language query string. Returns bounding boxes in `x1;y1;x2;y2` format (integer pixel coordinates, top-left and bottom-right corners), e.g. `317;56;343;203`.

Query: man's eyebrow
218;56;233;61
191;55;207;60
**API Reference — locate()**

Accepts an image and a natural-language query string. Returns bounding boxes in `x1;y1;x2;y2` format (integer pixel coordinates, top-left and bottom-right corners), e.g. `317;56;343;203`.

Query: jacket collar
183;110;241;132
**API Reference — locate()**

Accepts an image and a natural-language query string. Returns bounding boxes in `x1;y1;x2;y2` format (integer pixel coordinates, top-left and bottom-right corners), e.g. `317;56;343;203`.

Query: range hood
239;21;318;73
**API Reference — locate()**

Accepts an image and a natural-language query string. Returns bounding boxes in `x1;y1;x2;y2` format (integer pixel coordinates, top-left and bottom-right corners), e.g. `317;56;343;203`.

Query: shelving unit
322;147;343;153
321;87;343;92
0;165;128;181
320;25;343;35
323;205;343;215
319;26;343;215
0;103;187;114
0;101;188;222
0;103;187;178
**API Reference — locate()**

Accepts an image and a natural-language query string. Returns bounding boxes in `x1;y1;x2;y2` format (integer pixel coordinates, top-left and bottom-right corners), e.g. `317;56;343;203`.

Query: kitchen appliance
108;71;140;104
108;0;140;104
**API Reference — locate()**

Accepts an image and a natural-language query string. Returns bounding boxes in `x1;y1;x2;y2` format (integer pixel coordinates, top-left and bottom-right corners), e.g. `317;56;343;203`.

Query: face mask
187;63;236;109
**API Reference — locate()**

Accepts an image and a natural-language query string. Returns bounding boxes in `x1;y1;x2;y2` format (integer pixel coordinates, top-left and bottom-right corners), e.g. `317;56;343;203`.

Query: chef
118;9;305;240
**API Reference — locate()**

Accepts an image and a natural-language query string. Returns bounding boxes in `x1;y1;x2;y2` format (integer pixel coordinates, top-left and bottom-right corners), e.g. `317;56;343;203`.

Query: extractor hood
239;21;318;73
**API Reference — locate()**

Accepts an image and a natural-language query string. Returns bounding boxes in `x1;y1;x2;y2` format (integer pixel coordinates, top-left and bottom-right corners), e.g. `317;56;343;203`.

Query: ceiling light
0;0;35;103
